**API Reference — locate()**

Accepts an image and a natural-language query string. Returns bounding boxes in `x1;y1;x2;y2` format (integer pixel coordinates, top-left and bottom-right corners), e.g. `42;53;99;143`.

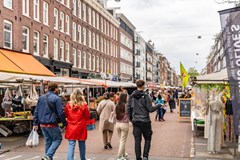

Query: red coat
65;102;90;140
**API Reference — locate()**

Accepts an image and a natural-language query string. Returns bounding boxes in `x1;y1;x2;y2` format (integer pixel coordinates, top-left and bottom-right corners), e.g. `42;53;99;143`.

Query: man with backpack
127;80;161;160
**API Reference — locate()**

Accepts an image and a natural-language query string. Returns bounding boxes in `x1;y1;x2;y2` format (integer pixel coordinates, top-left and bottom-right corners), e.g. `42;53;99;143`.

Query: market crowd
33;81;184;160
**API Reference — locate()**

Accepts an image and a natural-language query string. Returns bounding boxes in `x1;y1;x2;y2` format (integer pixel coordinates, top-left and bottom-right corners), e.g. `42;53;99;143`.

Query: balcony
135;61;141;68
135;37;140;43
135;49;140;55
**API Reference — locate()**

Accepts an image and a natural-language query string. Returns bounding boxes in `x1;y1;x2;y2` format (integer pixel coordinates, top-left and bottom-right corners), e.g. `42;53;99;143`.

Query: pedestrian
33;82;67;160
168;90;175;113
115;92;129;160
65;88;90;160
127;80;161;160
155;94;165;121
97;92;115;149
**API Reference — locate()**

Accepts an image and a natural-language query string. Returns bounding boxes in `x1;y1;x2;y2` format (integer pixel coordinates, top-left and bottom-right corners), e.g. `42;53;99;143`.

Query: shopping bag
26;129;39;147
108;111;116;124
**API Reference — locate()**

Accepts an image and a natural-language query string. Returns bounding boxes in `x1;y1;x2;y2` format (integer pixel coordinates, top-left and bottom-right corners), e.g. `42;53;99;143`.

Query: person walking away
225;98;234;142
127;80;161;160
65;88;90;160
33;82;67;160
155;94;165;121
97;92;115;149
168;91;176;113
115;93;129;160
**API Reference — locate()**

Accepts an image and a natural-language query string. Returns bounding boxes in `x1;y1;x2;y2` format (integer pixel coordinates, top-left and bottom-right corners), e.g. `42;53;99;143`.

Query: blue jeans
41;126;62;159
67;140;86;160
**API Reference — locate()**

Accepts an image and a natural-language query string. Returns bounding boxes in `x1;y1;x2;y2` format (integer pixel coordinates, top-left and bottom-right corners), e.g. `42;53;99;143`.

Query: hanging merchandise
12;85;23;112
1;88;12;110
25;85;39;108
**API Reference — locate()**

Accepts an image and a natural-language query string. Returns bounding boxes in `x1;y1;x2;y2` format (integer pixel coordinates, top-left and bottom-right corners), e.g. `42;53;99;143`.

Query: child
155;94;165;121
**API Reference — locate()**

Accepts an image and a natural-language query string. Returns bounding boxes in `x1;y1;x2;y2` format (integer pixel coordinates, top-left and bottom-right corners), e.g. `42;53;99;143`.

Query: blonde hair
69;88;86;109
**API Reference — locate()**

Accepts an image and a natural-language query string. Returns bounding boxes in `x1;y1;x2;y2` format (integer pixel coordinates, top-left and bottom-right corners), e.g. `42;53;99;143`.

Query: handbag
45;94;61;123
109;111;116;124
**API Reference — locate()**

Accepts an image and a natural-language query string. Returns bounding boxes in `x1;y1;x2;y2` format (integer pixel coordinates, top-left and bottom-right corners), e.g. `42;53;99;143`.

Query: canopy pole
87;86;90;106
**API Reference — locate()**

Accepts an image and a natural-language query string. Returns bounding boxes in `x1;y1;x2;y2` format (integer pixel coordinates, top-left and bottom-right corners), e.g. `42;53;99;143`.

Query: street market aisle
0;109;192;159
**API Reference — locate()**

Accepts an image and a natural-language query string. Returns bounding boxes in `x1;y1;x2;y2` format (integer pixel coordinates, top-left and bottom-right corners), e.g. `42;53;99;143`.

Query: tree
188;67;200;78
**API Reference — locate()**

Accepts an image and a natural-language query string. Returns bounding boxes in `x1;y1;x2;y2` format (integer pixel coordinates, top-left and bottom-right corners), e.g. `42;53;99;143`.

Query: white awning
195;68;228;84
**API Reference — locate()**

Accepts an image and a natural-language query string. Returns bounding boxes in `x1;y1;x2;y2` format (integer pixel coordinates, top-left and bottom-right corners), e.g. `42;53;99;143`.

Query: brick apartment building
0;0;120;78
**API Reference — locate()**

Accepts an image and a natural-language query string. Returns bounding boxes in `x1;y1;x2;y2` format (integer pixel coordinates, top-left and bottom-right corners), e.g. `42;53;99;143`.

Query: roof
0;48;55;76
195;68;228;84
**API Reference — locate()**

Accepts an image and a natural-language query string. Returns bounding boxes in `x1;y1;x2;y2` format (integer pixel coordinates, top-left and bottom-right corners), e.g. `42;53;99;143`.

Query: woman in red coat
65;88;90;160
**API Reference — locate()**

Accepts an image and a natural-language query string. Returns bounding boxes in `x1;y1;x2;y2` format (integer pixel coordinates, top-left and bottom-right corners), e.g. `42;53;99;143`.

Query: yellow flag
180;62;188;87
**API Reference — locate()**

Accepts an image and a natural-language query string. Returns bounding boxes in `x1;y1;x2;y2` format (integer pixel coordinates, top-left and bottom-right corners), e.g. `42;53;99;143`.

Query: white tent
195;68;228;84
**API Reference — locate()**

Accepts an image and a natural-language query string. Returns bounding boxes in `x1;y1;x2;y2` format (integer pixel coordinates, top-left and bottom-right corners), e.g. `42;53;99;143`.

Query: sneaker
104;145;108;149
143;157;148;160
41;156;51;160
107;142;112;149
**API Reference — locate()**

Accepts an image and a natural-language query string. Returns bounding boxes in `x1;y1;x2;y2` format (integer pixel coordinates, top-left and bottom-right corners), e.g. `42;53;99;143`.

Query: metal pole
87;86;90;106
234;132;237;159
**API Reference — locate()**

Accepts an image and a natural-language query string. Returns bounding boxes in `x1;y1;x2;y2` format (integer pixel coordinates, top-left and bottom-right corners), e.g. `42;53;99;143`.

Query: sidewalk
0;135;27;154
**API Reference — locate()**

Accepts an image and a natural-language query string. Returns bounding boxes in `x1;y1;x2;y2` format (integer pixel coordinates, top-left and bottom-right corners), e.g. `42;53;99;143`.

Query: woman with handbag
65;88;90;160
115;93;129;160
97;92;115;149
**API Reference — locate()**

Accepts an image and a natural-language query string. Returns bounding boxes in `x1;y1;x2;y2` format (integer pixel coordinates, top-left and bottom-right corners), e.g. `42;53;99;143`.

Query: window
78;0;81;19
92;33;95;49
104;38;106;53
60;12;64;32
101;57;103;72
73;48;76;67
96;35;99;51
88;30;91;48
4;0;12;9
96;13;99;29
54;38;58;60
34;0;40;21
78;50;81;68
3;20;12;49
66;15;69;34
33;31;39;55
83;51;86;69
100;37;103;52
78;25;81;43
43;34;48;57
60;40;64;61
54;8;58;29
88;53;91;70
83;27;86;45
22;0;29;16
65;0;70;7
96;56;99;71
73;0;76;16
92;55;95;71
92;11;95;27
22;26;29;52
88;7;91;25
66;43;70;62
83;3;86;21
104;58;106;72
104;20;106;34
72;22;76;41
100;17;103;32
43;2;48;25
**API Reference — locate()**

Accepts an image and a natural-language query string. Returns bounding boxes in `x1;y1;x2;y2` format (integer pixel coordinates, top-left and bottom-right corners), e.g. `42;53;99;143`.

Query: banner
180;62;188;87
219;6;240;135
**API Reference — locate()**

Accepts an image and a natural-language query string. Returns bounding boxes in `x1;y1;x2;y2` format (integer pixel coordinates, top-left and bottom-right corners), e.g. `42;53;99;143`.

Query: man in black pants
127;80;161;160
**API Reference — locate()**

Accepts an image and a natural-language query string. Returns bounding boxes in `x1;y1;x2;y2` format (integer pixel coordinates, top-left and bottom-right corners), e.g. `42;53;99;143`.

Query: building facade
159;54;170;86
153;51;160;84
146;42;154;83
134;31;146;81
0;0;120;78
116;13;135;82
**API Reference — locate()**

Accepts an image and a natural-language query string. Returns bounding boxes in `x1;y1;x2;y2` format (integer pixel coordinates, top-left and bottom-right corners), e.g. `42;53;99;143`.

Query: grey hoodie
127;90;161;123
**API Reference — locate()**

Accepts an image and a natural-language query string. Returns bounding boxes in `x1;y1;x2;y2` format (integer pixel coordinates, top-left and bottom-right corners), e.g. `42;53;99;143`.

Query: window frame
4;0;12;10
34;0;40;21
54;38;59;60
54;8;59;30
60;40;64;61
65;15;70;34
22;26;29;53
22;0;29;16
66;42;70;62
33;31;39;56
3;20;12;49
43;34;48;57
43;1;49;25
60;11;64;32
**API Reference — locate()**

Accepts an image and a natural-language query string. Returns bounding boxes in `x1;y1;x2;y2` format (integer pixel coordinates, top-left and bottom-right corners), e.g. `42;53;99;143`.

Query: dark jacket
127;90;161;123
225;99;233;115
33;91;67;126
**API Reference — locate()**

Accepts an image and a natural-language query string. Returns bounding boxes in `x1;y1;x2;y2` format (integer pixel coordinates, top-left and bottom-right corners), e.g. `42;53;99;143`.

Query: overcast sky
108;0;235;74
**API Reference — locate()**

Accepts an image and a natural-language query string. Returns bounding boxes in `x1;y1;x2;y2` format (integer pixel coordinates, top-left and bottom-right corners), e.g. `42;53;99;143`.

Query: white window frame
78;25;81;43
96;35;99;51
72;22;76;41
4;0;12;10
88;53;92;70
54;8;58;30
96;56;99;72
65;15;69;34
92;55;95;71
65;0;70;8
66;42;70;62
22;0;29;16
78;0;81;19
22;26;29;53
78;50;81;68
60;12;64;32
96;13;99;30
73;48;77;67
3;20;12;49
54;38;58;60
34;0;40;21
43;2;48;25
43;34;48;57
83;3;86;22
92;10;95;27
88;7;91;25
101;57;103;72
60;40;64;61
92;33;95;49
83;27;86;45
33;31;39;56
88;30;91;48
83;51;86;69
73;0;77;16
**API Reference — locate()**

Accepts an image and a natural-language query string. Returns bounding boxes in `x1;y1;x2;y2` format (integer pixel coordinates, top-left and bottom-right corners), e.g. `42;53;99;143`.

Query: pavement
0;108;238;160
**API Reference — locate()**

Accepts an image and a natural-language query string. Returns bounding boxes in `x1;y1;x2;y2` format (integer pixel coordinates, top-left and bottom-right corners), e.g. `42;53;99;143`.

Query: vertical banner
219;6;240;135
